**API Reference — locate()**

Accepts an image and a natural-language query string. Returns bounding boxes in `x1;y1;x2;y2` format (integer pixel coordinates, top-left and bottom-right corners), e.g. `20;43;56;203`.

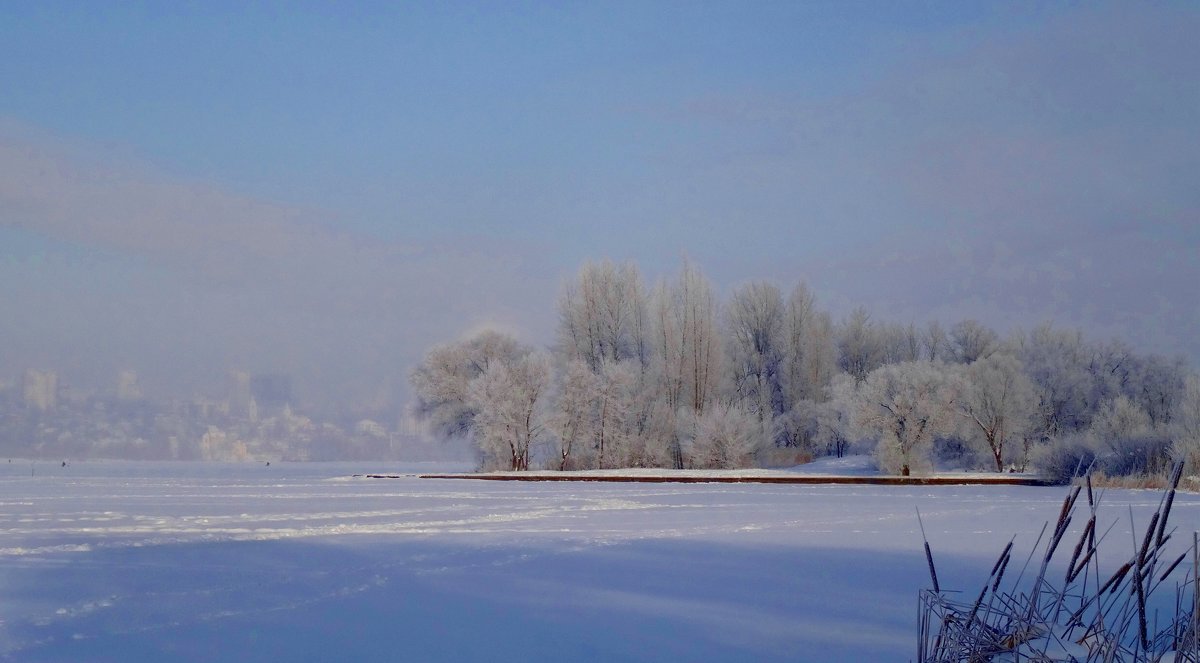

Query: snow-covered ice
1;460;1195;662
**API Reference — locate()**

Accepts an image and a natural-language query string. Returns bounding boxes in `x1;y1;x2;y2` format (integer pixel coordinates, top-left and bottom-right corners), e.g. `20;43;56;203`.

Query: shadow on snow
0;534;1010;662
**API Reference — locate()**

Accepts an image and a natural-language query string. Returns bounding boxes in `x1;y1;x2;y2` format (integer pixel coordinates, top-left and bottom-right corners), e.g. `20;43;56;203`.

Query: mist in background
1;2;1196;422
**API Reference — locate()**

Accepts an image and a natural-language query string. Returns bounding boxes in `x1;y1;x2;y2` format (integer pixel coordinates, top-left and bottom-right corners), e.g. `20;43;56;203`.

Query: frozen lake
1;461;1195;661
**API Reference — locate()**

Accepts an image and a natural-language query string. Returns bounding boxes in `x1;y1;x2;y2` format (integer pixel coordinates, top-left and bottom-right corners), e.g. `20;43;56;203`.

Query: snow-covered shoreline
410;469;1047;485
404;455;1047;485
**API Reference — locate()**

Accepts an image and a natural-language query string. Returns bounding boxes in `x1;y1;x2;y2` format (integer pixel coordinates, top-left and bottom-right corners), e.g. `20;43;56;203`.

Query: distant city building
22;370;58;411
116;370;142;401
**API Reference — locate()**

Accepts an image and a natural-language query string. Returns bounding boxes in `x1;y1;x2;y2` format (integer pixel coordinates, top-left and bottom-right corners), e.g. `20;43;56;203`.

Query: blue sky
1;2;1197;411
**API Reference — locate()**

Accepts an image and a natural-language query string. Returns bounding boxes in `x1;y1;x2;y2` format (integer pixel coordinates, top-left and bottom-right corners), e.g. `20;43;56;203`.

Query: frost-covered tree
1086;395;1175;477
413;258;1195;476
557;260;649;372
467;352;552;471
548;358;661;470
772;404;814;452
678;261;722;414
880;322;922;364
1123;354;1188;429
592;360;638;469
949;319;999;364
781;283;816;390
649;259;722;415
1086;339;1134;406
411;330;529;438
849;361;960;476
781;283;836;404
923;320;949;363
804;312;838;396
1017;323;1095;439
815;397;853;458
780;398;851;457
837;308;884;384
682;400;761;469
724;281;785;443
649;280;684;413
630;391;678;468
647;282;685;467
1170;375;1200;474
1088;395;1152;452
957;354;1037;471
1079;342;1186;433
548;360;598;470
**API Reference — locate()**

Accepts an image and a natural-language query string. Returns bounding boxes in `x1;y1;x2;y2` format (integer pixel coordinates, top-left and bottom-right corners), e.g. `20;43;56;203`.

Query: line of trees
412;259;1200;481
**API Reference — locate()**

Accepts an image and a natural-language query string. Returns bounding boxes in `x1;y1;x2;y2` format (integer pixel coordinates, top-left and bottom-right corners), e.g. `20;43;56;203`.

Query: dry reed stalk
918;461;1196;662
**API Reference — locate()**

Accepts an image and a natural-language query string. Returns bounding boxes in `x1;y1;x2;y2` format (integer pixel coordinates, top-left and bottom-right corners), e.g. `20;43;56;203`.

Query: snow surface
1;460;1196;662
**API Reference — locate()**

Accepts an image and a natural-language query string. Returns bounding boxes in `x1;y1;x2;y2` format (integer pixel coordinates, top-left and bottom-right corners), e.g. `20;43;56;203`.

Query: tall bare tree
923;320;949;362
724;281;785;442
1016;323;1095;439
837;307;884;384
880;322;922;364
548;360;599;470
949;319;1000;364
649;259;722;415
557;260;648;372
781;283;837;404
592;360;638;469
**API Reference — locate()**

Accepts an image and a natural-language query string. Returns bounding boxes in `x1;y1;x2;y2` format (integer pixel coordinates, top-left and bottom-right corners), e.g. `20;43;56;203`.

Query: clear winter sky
1;2;1197;413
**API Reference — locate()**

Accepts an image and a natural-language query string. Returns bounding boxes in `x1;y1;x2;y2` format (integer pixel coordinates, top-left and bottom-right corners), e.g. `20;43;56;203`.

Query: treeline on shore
412;259;1199;485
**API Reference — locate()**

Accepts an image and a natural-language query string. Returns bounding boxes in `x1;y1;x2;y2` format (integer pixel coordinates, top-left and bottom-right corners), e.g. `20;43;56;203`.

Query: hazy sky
2;2;1197;413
